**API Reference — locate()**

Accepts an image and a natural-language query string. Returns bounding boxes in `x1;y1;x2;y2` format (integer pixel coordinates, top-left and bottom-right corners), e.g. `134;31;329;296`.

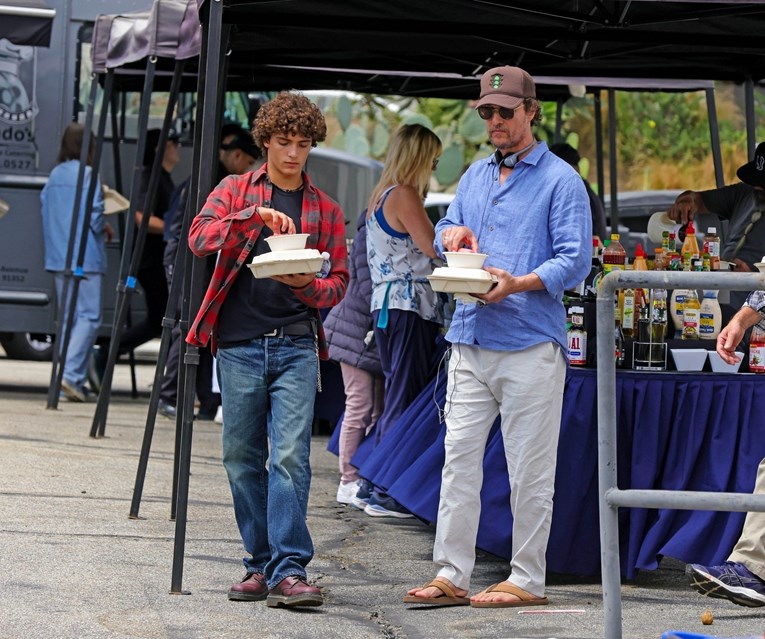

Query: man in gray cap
404;66;591;608
668;142;765;307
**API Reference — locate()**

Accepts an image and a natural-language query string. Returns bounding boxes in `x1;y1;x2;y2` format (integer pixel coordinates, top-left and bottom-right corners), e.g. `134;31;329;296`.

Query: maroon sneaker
266;575;323;608
228;572;268;601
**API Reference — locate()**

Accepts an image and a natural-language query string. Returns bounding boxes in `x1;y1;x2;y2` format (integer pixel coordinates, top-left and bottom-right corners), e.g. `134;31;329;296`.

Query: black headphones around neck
495;140;538;168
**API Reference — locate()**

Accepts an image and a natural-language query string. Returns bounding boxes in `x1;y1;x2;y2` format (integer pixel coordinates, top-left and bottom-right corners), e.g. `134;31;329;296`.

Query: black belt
260;320;314;339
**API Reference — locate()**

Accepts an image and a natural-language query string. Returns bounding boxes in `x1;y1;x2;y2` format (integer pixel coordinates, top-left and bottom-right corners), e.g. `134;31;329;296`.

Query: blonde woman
353;123;444;518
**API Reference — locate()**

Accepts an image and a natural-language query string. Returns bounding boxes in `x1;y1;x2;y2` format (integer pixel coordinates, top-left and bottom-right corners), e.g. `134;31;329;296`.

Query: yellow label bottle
681;289;701;339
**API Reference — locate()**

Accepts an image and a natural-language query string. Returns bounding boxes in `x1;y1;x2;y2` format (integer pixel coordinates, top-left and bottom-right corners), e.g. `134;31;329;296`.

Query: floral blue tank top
366;186;442;324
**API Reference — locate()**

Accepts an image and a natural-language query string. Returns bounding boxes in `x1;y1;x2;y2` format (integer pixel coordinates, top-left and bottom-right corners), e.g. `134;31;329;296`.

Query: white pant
432;341;566;597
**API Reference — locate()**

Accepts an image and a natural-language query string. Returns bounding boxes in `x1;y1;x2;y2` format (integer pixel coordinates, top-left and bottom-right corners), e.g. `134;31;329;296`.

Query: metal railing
596;269;765;639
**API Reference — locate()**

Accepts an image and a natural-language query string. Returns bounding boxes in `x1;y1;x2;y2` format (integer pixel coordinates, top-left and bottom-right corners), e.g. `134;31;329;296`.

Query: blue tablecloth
327;367;765;578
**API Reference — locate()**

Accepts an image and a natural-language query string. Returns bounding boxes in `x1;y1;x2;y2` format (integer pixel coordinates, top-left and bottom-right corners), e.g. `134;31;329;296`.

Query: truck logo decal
0;40;39;125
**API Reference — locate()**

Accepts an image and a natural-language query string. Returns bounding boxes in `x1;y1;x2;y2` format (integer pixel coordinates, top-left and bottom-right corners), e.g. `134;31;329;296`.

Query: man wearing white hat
668;142;765;307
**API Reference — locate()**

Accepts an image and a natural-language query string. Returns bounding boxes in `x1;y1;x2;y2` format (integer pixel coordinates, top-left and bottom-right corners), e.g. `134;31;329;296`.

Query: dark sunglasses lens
477;106;515;120
477;106;493;120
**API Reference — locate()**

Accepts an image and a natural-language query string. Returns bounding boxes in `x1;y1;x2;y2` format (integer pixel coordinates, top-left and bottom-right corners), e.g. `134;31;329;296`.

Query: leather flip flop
469;582;549;608
403;576;470;606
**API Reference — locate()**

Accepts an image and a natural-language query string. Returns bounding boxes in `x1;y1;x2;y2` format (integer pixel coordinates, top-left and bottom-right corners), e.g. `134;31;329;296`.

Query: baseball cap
736;142;765;187
475;66;536;110
219;125;260;159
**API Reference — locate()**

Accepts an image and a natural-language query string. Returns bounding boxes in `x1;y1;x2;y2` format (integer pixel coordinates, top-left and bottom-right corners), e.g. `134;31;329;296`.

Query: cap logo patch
491;74;503;89
757;155;764;172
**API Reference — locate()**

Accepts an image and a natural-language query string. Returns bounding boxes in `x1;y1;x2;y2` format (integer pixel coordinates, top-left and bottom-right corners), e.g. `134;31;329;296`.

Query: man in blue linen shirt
405;65;591;609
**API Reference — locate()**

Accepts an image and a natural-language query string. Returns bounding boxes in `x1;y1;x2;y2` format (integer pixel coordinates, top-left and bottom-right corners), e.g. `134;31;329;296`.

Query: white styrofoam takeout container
427;266;497;304
248;249;323;279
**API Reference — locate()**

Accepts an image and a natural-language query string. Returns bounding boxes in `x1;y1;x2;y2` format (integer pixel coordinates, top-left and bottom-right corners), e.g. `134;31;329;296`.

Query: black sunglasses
477;104;521;121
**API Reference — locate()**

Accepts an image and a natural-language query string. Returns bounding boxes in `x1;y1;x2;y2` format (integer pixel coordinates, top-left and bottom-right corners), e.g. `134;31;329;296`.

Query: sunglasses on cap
477;104;522;120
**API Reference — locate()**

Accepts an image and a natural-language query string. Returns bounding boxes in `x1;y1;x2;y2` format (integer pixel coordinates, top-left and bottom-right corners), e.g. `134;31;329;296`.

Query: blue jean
54;272;103;390
216;334;318;588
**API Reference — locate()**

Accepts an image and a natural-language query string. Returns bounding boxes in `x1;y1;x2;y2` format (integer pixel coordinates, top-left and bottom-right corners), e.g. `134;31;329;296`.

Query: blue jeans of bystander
216;334;318;589
54;272;103;392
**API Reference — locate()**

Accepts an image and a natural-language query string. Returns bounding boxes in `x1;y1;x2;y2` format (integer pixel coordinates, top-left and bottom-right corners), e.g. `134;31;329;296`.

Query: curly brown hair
251;91;327;152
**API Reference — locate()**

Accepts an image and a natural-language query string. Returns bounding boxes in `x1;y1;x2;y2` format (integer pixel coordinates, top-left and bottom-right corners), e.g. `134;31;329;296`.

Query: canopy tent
188;4;765;637
198;0;765;98
91;0;200;73
0;0;55;47
80;0;764;609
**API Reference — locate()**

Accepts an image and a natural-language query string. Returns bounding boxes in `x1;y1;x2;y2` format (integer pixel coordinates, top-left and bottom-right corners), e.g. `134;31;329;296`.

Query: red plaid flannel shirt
186;164;349;359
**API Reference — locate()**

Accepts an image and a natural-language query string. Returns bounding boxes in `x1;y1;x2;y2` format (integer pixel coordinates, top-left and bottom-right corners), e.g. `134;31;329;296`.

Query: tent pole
89;59;157;438
705;87;724;189
554;100;563;143
745;77;756;158
129;58;188;519
594;90;604;205
607;89;619;235
170;0;225;595
46;76;98;409
51;71;114;409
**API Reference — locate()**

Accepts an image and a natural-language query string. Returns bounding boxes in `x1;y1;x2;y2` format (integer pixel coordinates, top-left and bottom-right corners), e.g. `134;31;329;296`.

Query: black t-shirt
136;168;175;272
217;186;311;345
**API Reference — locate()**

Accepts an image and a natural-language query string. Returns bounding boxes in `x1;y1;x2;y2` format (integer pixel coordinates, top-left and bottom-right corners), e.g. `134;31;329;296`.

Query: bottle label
673;293;686;318
699;311;716;336
602;263;625;275
749;345;765;373
622;296;636;331
567;330;587;366
703;239;720;258
682;309;700;339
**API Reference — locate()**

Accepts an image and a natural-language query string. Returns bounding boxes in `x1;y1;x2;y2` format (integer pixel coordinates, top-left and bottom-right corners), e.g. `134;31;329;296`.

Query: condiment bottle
622;286;636;338
567;306;587;366
602;233;627;275
703;227;721;270
681;288;701;339
681;219;700;259
698;290;722;340
669;289;686;337
631;244;649;319
632;244;648;271
615;315;625;366
749;323;765;373
654;247;665;271
661;231;670;253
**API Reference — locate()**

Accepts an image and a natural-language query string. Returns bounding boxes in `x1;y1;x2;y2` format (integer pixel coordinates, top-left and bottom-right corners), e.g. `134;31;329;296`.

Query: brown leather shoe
228;572;268;601
266;575;323;608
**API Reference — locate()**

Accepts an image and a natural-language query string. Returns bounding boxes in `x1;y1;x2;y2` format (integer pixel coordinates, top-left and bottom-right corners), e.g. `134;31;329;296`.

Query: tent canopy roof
196;0;765;98
0;0;55;47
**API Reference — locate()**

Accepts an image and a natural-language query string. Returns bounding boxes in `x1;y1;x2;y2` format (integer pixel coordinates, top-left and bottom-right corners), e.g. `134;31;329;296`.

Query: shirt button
489;225;494;231
493;200;498;205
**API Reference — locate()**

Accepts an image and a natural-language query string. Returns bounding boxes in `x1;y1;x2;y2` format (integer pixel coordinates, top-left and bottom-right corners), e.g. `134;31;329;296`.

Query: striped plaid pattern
186;164;349;359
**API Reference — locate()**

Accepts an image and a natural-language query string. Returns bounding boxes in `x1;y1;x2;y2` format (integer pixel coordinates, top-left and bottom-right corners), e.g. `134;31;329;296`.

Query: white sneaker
61;379;86;403
214;405;223;424
336;479;361;505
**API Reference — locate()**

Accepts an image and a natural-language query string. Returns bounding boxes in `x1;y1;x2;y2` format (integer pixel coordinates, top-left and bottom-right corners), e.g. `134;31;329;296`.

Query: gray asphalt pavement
1;353;764;639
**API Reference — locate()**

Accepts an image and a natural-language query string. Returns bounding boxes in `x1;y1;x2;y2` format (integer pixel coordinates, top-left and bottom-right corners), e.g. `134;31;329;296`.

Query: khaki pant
730;456;765;581
432;341;566;597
